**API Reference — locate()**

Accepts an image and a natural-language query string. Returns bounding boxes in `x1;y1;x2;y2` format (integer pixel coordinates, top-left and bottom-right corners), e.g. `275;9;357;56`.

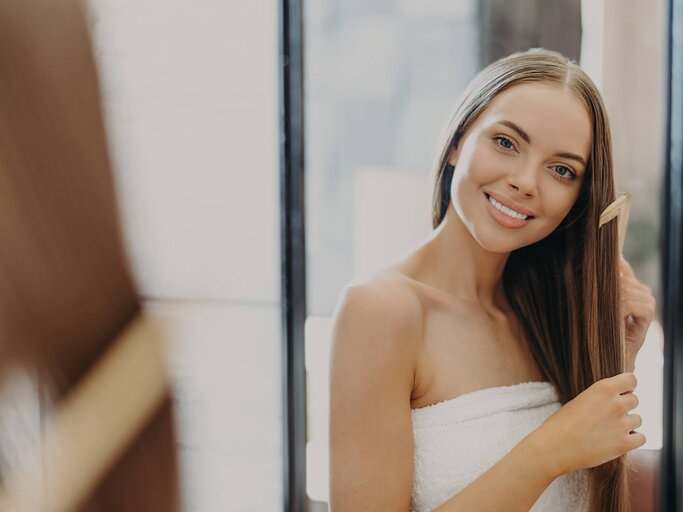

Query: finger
624;297;657;313
620;278;654;296
620;288;656;307
613;372;638;393
622;299;656;320
626;413;643;431
620;392;640;411
626;432;647;450
623;296;656;309
621;295;656;309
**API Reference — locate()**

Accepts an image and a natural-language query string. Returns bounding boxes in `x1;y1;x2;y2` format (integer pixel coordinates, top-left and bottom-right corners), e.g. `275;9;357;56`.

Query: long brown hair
0;0;180;509
430;48;630;512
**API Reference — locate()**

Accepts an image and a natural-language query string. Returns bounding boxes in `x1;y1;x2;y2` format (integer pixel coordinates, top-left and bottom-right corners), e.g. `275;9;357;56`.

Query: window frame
279;0;307;511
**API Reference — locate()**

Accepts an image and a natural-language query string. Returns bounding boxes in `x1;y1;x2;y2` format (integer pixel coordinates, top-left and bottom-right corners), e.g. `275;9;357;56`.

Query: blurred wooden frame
0;314;169;512
628;448;660;512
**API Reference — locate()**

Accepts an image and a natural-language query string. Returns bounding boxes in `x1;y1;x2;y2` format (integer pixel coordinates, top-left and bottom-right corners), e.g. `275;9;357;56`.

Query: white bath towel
410;381;590;511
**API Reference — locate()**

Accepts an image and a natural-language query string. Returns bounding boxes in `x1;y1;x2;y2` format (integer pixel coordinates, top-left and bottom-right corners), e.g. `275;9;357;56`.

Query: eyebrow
496;120;588;168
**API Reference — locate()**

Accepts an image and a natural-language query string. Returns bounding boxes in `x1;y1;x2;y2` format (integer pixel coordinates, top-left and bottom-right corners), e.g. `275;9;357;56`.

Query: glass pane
305;1;665;509
304;4;479;509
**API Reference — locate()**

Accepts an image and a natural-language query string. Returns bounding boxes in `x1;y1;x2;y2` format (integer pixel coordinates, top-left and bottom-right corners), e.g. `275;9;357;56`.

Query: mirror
304;1;665;510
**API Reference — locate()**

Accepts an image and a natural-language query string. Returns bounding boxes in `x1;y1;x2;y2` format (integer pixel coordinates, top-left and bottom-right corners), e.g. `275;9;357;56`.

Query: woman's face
448;81;592;252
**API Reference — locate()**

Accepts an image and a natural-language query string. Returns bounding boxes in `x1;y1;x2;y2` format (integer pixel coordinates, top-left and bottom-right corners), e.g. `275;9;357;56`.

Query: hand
619;254;656;372
533;372;645;477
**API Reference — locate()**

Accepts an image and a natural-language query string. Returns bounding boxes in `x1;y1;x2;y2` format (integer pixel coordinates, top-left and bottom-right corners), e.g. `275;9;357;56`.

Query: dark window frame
279;1;307;512
661;0;683;509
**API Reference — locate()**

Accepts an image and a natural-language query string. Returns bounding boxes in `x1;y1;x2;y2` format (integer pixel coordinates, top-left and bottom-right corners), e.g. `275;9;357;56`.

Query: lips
483;192;534;229
484;192;536;218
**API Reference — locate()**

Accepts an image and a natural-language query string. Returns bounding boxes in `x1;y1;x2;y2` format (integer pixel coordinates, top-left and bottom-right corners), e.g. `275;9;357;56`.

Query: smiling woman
329;48;649;512
444;81;592;247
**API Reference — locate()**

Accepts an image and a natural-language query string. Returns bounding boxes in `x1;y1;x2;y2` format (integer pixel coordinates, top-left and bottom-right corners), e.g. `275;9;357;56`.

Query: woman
329;48;656;511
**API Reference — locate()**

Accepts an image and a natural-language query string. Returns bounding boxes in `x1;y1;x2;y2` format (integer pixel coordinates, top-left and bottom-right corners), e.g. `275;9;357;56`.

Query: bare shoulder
332;271;424;355
328;272;423;509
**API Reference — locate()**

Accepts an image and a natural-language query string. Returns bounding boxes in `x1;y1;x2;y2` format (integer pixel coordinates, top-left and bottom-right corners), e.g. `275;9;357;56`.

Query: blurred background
0;0;667;511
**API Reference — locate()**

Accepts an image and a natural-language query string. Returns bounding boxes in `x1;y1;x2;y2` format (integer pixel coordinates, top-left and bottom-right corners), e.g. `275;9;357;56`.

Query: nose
507;161;538;197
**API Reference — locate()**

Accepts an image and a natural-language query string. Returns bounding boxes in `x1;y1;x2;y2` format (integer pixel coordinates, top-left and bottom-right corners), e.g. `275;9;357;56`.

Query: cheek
461;146;499;183
451;148;499;199
538;193;578;232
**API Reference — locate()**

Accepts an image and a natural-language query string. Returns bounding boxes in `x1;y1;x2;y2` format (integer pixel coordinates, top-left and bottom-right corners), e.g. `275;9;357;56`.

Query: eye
552;165;577;182
493;136;516;151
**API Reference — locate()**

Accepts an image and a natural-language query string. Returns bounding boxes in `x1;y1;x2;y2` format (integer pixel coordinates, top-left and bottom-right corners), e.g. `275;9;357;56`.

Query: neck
411;203;512;315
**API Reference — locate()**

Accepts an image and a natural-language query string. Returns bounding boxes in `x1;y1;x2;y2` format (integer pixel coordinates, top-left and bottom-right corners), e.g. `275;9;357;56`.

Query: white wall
88;1;282;509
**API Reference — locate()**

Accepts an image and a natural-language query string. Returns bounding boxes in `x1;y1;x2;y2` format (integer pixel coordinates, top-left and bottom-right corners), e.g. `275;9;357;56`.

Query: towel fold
410;381;589;512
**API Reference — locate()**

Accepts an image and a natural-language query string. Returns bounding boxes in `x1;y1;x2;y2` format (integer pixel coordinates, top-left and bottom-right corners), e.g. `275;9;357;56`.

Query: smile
484;193;534;228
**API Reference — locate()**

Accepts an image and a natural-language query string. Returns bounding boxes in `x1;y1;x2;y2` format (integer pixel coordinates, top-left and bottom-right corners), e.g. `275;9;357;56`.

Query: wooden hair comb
0;313;169;511
598;192;632;253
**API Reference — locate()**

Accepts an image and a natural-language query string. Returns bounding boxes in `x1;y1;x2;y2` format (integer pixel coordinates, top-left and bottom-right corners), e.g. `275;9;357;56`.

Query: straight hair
429;48;630;512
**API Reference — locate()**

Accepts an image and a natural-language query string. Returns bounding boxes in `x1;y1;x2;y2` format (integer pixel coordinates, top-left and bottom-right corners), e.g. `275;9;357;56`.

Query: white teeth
487;195;530;220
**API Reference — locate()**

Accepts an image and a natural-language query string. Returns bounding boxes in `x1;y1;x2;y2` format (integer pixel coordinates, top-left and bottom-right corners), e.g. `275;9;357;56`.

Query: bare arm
441;422;661;512
328;282;420;510
432;430;560;512
328;282;561;512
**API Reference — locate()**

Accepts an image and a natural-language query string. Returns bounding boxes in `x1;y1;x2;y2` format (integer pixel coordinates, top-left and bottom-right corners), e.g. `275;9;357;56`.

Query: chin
472;229;531;253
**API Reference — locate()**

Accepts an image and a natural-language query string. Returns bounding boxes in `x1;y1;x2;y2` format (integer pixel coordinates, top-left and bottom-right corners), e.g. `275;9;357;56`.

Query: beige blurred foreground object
599;192;632;253
0;314;169;512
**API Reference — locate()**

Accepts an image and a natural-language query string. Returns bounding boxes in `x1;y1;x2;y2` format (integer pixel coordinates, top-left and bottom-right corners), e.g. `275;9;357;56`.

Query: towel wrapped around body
410;381;590;511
